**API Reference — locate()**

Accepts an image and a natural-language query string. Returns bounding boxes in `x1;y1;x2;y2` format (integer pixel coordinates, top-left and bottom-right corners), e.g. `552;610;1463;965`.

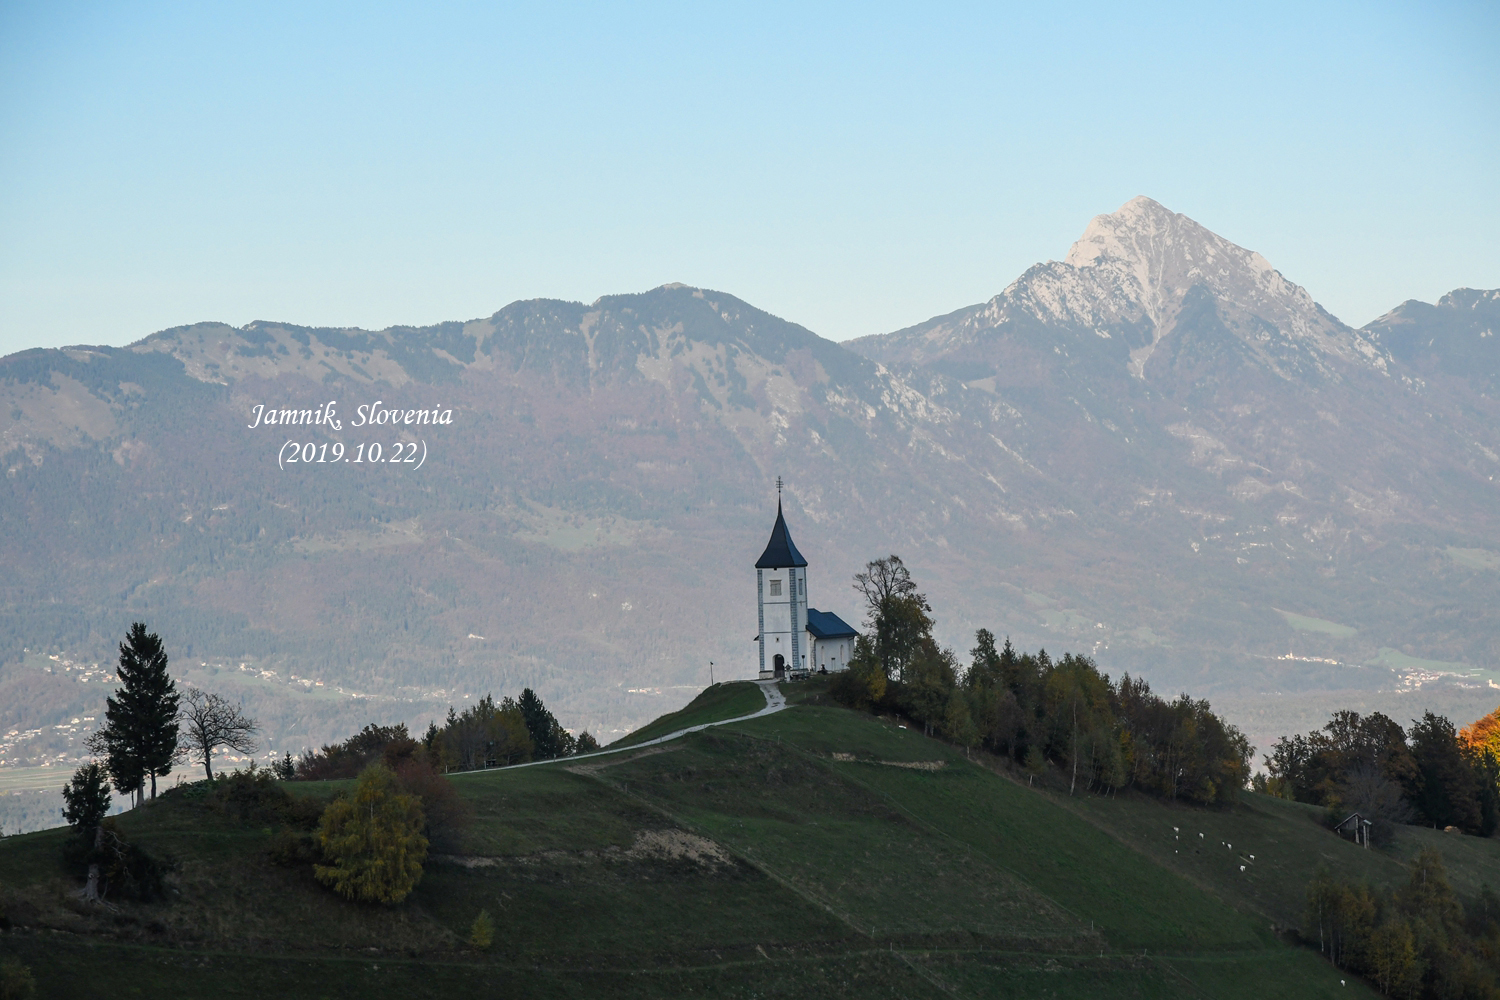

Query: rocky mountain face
1365;288;1500;395
862;196;1387;380
3;201;1499;774
847;197;1500;740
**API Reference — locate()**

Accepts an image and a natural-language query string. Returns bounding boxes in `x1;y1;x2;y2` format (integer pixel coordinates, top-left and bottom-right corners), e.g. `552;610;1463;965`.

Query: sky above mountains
1;1;1497;355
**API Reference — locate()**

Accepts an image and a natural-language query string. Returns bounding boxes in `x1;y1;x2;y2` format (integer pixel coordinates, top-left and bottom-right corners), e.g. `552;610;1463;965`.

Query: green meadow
605;679;769;748
0;679;1461;997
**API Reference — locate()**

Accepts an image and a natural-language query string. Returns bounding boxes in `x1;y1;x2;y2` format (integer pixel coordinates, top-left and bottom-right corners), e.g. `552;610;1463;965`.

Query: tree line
1306;850;1500;998
829;556;1252;805
1260;709;1500;841
69;621;601;803
284;687;599;780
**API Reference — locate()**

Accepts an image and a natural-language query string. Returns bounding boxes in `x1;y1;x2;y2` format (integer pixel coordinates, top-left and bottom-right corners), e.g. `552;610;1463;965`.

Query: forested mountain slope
2;201;1499;775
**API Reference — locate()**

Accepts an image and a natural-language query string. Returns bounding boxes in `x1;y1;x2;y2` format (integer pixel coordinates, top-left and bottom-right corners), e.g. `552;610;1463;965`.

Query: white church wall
757;565;808;678
809;635;852;672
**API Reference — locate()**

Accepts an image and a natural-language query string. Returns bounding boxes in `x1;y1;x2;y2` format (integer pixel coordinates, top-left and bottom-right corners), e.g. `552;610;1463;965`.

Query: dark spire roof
755;499;807;568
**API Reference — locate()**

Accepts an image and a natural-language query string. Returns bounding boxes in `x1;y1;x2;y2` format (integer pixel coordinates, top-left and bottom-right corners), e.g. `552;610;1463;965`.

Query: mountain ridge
2;203;1499;787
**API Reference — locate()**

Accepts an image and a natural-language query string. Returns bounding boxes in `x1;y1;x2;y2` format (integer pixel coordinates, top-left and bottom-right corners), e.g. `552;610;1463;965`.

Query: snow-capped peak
1000;197;1387;376
1063;196;1286;328
853;197;1390;381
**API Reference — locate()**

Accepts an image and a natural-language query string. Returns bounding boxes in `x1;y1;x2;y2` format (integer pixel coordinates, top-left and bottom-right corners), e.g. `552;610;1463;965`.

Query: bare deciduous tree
179;688;259;779
852;554;918;624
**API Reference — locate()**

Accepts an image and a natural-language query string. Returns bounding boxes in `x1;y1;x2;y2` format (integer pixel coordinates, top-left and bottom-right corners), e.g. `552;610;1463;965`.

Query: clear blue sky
1;1;1496;354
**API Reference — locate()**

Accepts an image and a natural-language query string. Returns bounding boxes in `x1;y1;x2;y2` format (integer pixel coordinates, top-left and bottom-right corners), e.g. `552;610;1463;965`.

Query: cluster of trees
58;622;263;903
289;687;598;780
55;625;599;910
62;750;450;906
76;622;260;812
1307;851;1500;997
1260;710;1500;839
829;557;1252;804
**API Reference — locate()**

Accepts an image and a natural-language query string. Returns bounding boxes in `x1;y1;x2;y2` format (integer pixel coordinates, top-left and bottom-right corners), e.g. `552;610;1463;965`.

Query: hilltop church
754;497;860;680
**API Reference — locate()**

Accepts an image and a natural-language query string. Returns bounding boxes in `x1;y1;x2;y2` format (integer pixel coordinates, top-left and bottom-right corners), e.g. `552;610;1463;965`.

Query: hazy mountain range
4;196;1499;772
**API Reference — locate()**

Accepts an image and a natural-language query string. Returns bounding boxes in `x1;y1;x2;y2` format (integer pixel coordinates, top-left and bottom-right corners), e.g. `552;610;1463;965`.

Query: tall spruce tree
102;623;180;802
518;688;571;760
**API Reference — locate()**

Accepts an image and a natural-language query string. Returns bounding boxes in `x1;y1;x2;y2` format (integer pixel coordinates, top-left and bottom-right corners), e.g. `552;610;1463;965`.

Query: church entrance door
773;654;785;679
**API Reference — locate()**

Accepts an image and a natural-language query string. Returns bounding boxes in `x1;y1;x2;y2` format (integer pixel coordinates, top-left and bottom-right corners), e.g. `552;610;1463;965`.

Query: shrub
63;820;175;903
394;759;474;853
204;765;292;824
295;724;415;781
469;909;494;949
193;765;319;827
314;764;428;904
97;822;175;902
829;636;886;710
281;793;328;831
0;958;36;1000
267;828;320;868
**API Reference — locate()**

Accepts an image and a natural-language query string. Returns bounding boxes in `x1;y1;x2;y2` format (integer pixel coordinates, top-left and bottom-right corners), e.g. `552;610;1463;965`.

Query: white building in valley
754;498;859;679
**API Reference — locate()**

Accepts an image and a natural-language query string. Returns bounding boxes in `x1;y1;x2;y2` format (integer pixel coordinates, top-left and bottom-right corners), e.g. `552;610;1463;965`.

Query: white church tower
754;484;858;679
756;493;808;680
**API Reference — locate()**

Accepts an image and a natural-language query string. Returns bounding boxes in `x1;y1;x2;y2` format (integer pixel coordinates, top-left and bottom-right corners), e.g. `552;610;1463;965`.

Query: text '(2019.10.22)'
277;439;428;470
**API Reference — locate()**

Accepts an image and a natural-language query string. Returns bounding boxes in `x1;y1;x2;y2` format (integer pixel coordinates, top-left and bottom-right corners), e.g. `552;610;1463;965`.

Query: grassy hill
4;678;1481;997
605;680;770;748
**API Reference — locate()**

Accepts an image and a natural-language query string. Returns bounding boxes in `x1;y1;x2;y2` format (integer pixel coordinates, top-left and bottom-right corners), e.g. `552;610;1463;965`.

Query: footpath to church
475;680;787;773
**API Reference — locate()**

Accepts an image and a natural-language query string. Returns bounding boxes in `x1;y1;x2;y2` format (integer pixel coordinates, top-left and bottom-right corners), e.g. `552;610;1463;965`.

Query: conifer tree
61;762;111;839
93;623;180;802
1023;745;1045;786
85;722;143;808
519;688;571;760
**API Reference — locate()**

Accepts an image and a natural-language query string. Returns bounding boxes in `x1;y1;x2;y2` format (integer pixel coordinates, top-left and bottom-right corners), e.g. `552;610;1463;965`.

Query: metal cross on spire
776;476;783;497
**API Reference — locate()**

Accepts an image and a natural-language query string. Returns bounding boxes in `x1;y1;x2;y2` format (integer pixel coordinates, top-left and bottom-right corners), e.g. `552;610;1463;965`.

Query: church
754;496;860;680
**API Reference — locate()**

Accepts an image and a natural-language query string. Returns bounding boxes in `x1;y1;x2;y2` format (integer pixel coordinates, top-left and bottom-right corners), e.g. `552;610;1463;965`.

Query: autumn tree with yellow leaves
314;764;428;904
